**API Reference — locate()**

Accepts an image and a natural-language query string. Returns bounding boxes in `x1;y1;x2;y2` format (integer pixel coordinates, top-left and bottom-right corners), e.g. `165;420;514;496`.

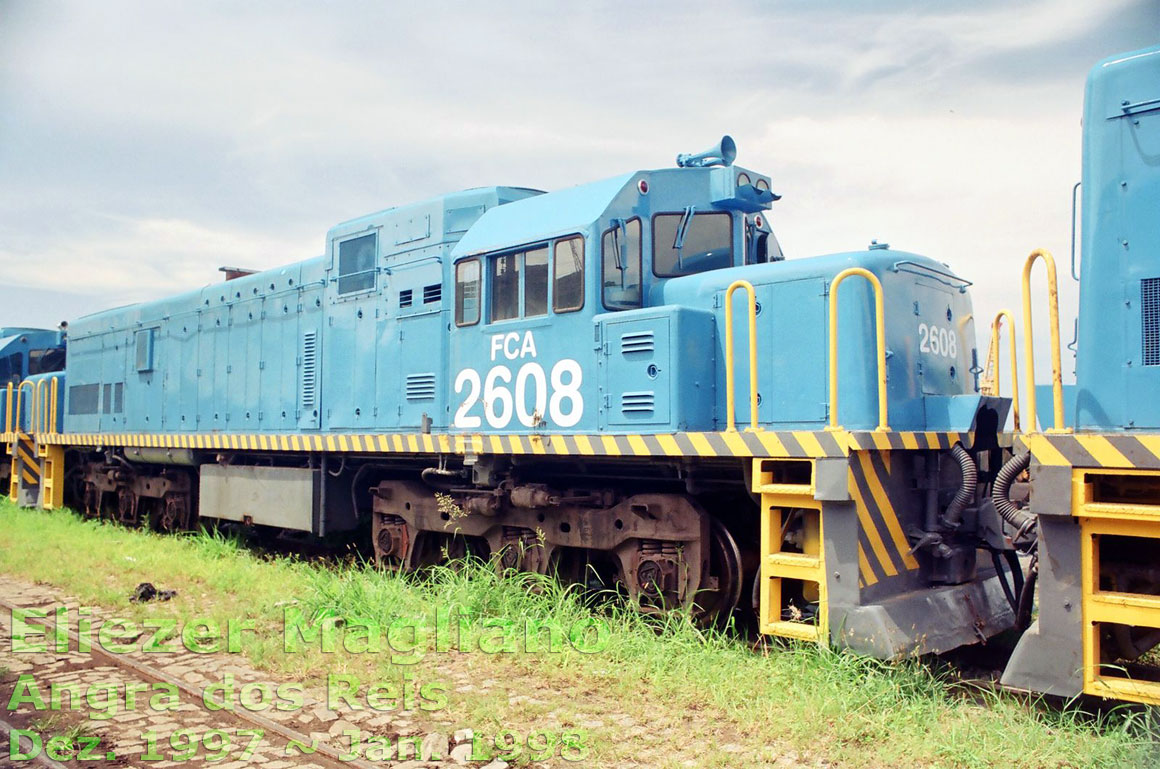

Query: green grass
1;499;1158;768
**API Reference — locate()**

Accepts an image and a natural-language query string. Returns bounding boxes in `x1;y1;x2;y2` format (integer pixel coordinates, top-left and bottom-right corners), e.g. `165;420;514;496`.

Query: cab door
448;235;593;434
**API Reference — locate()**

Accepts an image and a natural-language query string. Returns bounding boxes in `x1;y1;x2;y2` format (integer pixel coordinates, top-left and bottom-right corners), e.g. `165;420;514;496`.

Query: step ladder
8;432;41;507
753;458;827;643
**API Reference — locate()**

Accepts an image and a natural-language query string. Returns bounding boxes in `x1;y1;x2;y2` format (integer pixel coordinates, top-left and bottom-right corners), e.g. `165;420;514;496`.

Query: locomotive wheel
153;492;189;533
408;531;489;569
494;527;548;576
116;487;139;526
694;518;744;624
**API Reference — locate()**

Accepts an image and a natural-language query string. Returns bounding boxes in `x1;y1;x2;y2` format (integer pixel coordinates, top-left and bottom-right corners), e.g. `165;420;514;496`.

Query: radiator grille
620;330;655;354
1144;278;1160;366
300;331;318;411
621;391;655;413
405;373;436;400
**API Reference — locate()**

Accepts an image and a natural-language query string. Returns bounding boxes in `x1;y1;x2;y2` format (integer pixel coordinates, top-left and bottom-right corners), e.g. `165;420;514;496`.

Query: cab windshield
653;211;733;277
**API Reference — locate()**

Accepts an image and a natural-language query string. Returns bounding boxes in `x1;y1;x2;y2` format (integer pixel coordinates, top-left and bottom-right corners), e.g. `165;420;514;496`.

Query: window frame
521;245;550;319
651;210;734;278
475;234;586;325
335;231;379;296
601;217;643;312
490;251;524;323
454;258;482;327
552;235;586;314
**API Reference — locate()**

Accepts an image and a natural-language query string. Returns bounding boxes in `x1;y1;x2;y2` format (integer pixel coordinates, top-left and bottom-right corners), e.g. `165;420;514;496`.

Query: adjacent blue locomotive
9;43;1160;706
1000;44;1160;705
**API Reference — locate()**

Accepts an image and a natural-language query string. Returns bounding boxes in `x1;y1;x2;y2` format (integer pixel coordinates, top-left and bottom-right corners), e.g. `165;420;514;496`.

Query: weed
1;499;1157;768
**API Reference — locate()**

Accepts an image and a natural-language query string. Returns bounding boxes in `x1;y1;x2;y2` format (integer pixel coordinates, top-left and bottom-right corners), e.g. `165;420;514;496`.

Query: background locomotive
4;43;1159;705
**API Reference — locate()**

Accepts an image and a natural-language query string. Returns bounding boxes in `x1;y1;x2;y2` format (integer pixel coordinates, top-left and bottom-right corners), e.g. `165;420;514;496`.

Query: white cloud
0;0;1155;396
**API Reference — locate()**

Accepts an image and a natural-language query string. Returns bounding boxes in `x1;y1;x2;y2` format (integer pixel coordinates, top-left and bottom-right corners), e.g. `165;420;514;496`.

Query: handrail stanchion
828;268;889;432
33;379;45;435
1021;249;1068;433
15;380;35;434
988;310;1022;432
724;279;760;432
50;376;59;434
3;382;11;435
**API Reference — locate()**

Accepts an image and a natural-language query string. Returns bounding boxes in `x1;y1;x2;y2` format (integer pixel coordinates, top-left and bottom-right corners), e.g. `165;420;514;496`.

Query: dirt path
0;574;822;768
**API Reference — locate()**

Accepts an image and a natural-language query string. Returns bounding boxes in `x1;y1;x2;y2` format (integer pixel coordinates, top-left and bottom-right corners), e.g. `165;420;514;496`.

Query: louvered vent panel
301;331;318;410
620;330;655;354
423;284;442;304
1143;278;1160;366
399;289;413;308
621;391;655;413
406;373;437;400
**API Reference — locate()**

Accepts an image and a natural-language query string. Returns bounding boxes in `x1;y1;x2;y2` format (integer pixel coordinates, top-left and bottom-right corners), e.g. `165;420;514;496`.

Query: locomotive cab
446;140;783;433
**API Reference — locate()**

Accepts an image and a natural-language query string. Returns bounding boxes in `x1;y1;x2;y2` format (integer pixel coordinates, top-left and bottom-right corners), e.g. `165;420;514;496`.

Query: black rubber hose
420;466;462;490
941;443;977;529
1015;554;1038;632
992;451;1034;534
1004;549;1025;603
991;550;1018;612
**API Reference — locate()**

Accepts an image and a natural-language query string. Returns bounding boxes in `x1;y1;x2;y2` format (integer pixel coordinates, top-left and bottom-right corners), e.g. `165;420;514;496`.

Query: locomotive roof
451;172;635;258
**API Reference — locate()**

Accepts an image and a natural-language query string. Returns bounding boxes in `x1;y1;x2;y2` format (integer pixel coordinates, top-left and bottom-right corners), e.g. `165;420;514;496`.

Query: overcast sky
2;0;1158;390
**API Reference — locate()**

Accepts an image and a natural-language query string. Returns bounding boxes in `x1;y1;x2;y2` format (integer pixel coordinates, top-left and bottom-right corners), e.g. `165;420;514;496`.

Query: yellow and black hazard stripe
41;428;974;460
13;435;40;487
45;429;853;459
1021;433;1160;469
847;431;972;452
849;450;920;588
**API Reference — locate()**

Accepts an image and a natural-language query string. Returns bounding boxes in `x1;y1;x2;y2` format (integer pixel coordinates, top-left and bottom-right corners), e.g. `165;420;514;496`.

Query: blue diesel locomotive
6;43;1160;705
6;137;1011;651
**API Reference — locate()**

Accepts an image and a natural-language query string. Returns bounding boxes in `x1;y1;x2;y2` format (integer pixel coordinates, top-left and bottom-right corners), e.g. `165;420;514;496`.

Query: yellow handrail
724;279;760;432
1021;249;1068;433
32;379;44;435
15;380;35;434
828;268;889;432
3;382;11;434
50;376;59;434
35;379;46;434
987;310;1021;432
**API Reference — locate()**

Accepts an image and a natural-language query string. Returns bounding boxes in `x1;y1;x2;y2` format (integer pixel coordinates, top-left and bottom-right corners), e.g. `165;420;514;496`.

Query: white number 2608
918;323;957;359
453;359;583;430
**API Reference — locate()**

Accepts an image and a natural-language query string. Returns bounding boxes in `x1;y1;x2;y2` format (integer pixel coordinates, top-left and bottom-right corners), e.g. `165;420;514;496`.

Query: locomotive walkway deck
28;428;973;458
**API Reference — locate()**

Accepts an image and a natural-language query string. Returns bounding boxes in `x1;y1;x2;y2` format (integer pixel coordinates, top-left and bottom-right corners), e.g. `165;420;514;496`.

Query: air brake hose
992;451;1035;540
941;443;977;529
1015;554;1038;632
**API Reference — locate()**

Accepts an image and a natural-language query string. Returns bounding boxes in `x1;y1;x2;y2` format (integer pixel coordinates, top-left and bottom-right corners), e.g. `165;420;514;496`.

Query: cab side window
455;259;481;326
489;246;553;322
602;218;642;310
553;236;584;313
523;247;549;318
491;253;521;322
337;233;377;294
